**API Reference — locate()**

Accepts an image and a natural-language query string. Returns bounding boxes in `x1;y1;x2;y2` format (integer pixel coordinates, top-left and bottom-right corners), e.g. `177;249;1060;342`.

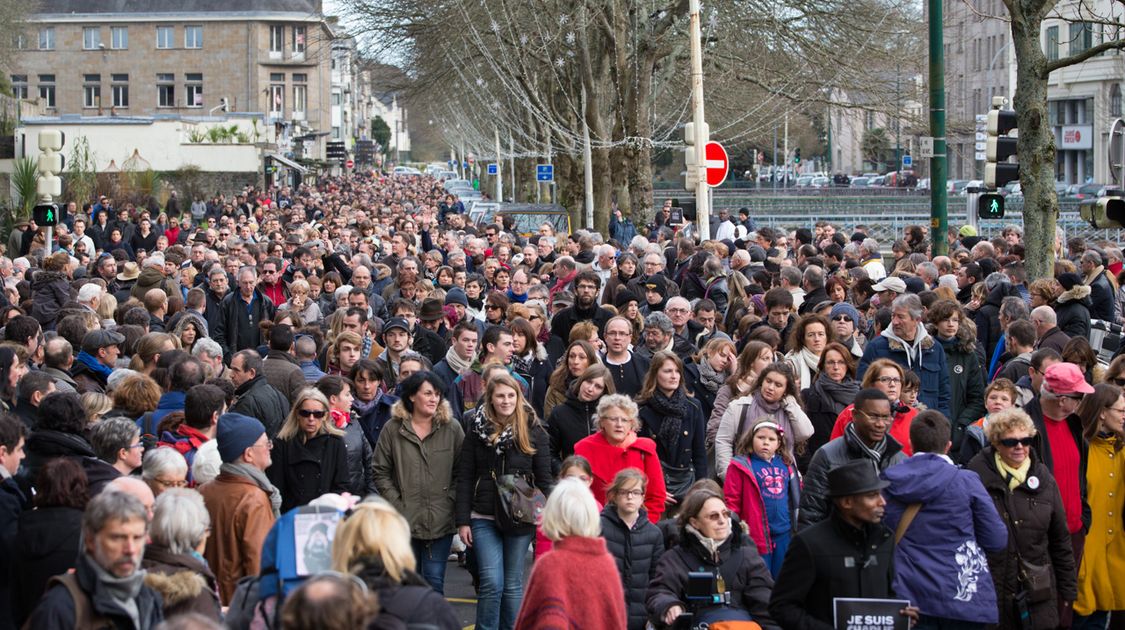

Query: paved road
439;552;535;629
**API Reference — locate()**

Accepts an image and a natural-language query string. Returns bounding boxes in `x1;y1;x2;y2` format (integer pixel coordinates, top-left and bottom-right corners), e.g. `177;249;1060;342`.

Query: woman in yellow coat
1075;383;1125;627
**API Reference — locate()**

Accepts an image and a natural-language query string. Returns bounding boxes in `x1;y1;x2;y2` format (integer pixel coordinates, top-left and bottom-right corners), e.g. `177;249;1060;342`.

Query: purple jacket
881;453;1008;623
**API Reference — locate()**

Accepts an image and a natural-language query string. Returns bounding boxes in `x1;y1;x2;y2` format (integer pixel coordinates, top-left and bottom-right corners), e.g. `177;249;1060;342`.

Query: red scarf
330;408;350;430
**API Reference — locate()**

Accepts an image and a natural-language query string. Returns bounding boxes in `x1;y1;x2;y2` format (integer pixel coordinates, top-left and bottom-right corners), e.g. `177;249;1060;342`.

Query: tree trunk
1010;5;1056;280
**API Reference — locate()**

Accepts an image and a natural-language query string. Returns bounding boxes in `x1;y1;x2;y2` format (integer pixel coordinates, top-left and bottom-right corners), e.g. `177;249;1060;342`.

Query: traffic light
684;122;708;191
977;193;1005;219
794;148;801;165
33;203;60;226
1081;195;1125;228
37;129;65;201
985;109;1019;188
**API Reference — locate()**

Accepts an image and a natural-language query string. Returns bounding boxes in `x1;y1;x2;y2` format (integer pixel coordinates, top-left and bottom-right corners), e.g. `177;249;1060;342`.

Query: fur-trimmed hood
1058;284;1092;304
389;395;455;426
928;315;979;354
31;269;69;288
144;569;207;607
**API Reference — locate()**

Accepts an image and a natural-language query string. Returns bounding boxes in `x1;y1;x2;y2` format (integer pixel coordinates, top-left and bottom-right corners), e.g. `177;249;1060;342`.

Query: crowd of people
0;171;1123;630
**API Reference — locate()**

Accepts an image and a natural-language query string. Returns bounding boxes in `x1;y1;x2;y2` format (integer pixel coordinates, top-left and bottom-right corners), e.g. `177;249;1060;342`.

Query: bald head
1030;305;1057;337
104;476;155;520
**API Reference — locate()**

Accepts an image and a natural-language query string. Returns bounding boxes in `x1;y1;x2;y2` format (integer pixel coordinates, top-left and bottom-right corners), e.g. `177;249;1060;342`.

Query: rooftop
34;0;322;16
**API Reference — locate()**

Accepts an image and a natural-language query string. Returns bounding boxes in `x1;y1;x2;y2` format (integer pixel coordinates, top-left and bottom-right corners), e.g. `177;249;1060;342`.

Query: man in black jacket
202;265;229;336
214;266;276;363
770;460;916;630
229;350;289;439
1081;250;1116;322
550;271;614;343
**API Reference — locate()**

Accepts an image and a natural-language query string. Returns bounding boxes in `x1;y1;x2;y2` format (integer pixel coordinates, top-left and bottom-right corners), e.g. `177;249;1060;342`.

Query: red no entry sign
345;159;354;169
704;141;729;187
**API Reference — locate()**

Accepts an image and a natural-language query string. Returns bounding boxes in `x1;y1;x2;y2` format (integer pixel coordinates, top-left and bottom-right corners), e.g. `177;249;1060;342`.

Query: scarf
789;347;821;389
87;554;146;629
444;346;473;376
1085;265;1107;287
880;322;930;370
812;376;860;415
697;358;728;394
472;411;514;456
76;350;115;379
647;389;688;451
685;523;728;563
330;408;350;430
845;421;887;465
995;452;1031;490
221;461;282;517
511;352;533;377
506;289;528;304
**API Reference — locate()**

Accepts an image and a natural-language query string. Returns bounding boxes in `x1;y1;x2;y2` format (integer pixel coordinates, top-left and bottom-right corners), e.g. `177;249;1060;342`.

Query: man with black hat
72;329;125;394
376;317;413;383
770;459;917;630
403;299;446;367
799;389;907;526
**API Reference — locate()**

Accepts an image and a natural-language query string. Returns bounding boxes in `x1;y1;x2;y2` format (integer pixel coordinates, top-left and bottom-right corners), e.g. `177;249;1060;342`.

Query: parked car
1066;182;1110;200
869;175;886;187
795;175;815;187
1001;181;1022;197
443;178;472;191
851;177;871;188
810;176;831;188
393;166;422;176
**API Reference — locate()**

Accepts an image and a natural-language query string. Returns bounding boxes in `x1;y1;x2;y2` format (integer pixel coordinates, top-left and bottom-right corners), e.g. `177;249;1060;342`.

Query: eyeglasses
486;304;501;311
832;315;853;322
619;489;645;498
1113;378;1125;386
153;477;188;488
875;376;902;385
1108;406;1125;414
998;437;1035;448
701;509;731;522
297;409;327;418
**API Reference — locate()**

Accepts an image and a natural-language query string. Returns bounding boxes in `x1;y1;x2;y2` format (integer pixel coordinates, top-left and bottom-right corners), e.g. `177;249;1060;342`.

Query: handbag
493;456;546;532
662;462;696;501
1002;491;1055;605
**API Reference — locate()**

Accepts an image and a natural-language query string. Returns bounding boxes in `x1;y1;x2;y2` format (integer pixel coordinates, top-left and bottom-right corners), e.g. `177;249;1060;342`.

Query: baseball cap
1043;362;1095;396
382;317;411;335
871;277;907;294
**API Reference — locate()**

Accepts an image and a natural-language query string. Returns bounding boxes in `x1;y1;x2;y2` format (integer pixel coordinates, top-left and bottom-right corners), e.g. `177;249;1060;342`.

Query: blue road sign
537;164;554;181
902;154;913;168
487;163;498;175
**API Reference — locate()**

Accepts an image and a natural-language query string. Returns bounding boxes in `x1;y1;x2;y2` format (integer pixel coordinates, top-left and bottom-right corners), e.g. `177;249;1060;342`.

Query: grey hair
294;335;318;359
890;293;924;320
398;351;432;370
803;265;825;289
629;235;649;252
541;478;601;541
192;337;222;361
89;417;141;463
596;394;640;431
861;238;879;254
77;283;102;303
984;272;1011;292
594;244;615;258
1000;295;1030;321
1031;305;1057;326
780;266;802;286
142;446;188;481
84;490;148;536
150;488;211;555
1002;224;1024;237
107;368;141;392
1081;250;1104;266
644;311;674;333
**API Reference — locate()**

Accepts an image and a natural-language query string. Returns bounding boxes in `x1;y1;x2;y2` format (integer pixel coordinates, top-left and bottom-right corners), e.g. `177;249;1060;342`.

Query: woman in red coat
515;478;626;630
575;394;667;523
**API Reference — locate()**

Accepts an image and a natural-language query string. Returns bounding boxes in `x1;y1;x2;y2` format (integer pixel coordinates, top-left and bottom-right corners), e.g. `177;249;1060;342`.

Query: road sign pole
929;0;948;255
689;0;711;240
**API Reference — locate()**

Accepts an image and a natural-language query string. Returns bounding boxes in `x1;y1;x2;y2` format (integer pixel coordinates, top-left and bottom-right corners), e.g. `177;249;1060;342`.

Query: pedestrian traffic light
37;129;65;201
684;122;708;191
794;148;801;165
977;193;1005;219
33;203;60;226
984;109;1018;189
1082;195;1125;228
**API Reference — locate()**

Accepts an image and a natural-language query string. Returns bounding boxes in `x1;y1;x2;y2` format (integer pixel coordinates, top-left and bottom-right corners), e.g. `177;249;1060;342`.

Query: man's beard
577;295;594;309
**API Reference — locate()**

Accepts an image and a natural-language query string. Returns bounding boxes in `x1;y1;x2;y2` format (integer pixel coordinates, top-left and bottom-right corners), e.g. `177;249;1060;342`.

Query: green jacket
372;399;464;540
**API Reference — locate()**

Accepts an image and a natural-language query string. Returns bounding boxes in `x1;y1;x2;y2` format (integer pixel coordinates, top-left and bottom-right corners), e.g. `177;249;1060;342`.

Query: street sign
975;132;987;141
536;164;554;181
345;159;354;169
975;142;987;151
976;114;989;123
919;137;935;158
487;163;498;175
975;152;988;161
326;141;346;160
703;141;730;187
902;155;913;168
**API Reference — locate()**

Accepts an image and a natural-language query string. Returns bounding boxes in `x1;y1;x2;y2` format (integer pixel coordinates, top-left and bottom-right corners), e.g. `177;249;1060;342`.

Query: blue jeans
471;518;532;630
411;535;453;595
1075;611;1111;630
761;530;790;578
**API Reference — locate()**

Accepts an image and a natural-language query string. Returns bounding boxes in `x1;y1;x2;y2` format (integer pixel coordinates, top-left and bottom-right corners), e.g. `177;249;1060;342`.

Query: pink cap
1043;362;1095;396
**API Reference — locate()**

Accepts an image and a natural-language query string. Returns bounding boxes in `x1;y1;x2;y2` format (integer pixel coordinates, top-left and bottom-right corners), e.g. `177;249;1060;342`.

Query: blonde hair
277;388;344;441
332;500;416;583
81;391;113;425
541;478;601;541
482;373;538;455
596;394;641;433
985;407;1038;445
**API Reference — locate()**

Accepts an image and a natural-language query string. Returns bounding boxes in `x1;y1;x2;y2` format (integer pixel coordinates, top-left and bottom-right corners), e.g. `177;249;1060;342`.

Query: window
293;73;307;82
156;26;174;49
111;74;129;108
12;32;26;49
270;25;284;54
111;26;127;49
83;74;101;108
38;74;55;108
1046;25;1059;61
332;126;341;139
184;25;202;49
293;84;307;115
10;75;27;100
269;84;284;116
270;72;285;82
185;73;203;107
38;27;54;50
331;91;342;106
157;73;175;107
1113;84;1123;117
1070;22;1093;55
83;27;101;50
292;25;306;55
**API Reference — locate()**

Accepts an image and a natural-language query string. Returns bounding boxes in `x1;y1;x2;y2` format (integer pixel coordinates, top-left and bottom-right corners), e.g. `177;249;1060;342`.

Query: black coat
411;326;448;368
637;394;709;484
454;420;553;533
1055;286;1093;340
799;378;859;474
769;513;897;630
202;287;226;336
967;449;1078;630
11;506;83;627
1089;269;1116;322
934;329;987;450
646;525;778;629
24;551;165;630
19;430;118;498
972;283;1021;361
212;288;276;362
354;559;460;629
267;432;350;513
546;394;600;474
798;432;906;527
604;352;651;398
600;504;664;630
550;303;615;344
229;376;290;439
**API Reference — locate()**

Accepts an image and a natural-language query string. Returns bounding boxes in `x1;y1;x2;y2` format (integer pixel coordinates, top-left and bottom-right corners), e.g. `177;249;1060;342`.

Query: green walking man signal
33;203;62;226
977;193;1004;219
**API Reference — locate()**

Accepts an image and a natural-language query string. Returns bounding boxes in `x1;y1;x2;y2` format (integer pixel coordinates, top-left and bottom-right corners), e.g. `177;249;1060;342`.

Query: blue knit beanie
216;413;266;463
829;302;862;325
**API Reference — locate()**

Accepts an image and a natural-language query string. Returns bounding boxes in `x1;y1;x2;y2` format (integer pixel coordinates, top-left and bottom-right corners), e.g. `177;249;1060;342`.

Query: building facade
10;0;334;158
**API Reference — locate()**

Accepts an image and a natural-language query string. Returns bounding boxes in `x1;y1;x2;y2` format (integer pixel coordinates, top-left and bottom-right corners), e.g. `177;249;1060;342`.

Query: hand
664;605;685;626
459;525;473;547
665;494;678;505
901;606;920;627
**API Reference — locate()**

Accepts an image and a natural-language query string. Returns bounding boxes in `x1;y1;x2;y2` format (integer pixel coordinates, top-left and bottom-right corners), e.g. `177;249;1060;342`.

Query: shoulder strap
894;503;923;544
46;573;110;629
736;404;753;440
141;411;157;436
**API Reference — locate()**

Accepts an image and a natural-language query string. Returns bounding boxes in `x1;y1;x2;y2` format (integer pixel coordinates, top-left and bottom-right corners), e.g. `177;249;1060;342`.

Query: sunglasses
297;409;327;419
998;437;1034;448
832;315;853;322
